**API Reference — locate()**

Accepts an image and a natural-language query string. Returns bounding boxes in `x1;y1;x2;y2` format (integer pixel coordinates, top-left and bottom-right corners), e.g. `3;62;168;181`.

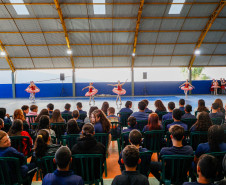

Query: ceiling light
67;49;72;55
93;0;106;15
1;51;6;56
9;0;29;15
132;53;136;57
168;0;185;14
195;49;200;55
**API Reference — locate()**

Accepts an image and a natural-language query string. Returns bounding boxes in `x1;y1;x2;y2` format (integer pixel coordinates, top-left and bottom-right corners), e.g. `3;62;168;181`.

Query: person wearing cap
42;146;84;185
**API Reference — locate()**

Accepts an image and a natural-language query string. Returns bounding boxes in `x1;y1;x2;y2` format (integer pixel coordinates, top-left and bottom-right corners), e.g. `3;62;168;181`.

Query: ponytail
34;129;49;158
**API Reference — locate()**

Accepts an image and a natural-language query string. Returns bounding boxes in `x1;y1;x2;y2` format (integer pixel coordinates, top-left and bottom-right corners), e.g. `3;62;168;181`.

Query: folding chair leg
104;160;107;177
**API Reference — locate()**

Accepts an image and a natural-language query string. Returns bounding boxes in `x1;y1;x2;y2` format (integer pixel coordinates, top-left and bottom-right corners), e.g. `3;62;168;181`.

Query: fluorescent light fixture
67;49;72;55
9;0;29;15
168;0;185;14
195;49;201;55
1;51;6;56
93;0;106;15
132;53;136;57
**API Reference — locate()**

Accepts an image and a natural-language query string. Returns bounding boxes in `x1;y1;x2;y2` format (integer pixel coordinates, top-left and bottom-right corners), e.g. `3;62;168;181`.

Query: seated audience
0;108;11;125
112;145;150;185
143;113;163;132
167;109;188;131
123;116;137;133
142;99;152;113
76;102;87;115
118;129;151;177
47;103;54;115
131;101;149;121
119;101;133;114
195;125;226;161
21;105;29;117
26;105;38;125
183;154;218;185
196;99;209;117
13;109;29;132
217;154;226;185
179;99;185;111
65;119;80;135
107;107;120;122
190;112;212;132
0;118;4;130
35;109;49;123
37;115;56;138
50;109;65;123
209;102;225;120
0;130;36;184
181;104;196;119
42;146;84;185
8;119;32;156
154;100;167;113
162;102;175;122
61;103;72;115
101;101;109;115
84;106;98;124
214;98;225;114
72;110;83;123
31;129;60;162
150;125;193;180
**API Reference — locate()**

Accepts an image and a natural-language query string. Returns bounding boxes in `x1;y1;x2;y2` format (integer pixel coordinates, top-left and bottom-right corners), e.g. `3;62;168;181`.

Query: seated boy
179;99;185;111
131;101;149;121
119;101;133;114
26;104;38;124
113;145;150;185
21;105;29;117
77;102;87;115
42;146;84;185
162;102;175;122
122;116;137;133
107;107;120;122
209;103;225;120
167;109;188;131
142;99;153;113
181;105;196;119
61;103;72;115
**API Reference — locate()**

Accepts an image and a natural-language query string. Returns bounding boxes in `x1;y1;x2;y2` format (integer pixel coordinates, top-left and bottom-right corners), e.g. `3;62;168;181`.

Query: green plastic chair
143;130;165;154
26;115;37;125
61;134;80;149
72;154;104;185
94;133;109;177
162;119;174;131
110;122;121;141
0;157;34;185
160;155;194;185
156;111;168;120
181;118;197;130
61;114;73;122
136;120;148;131
50;122;66;142
117;112;132;127
51;136;57;144
9;136;32;157
38;156;56;178
117;131;130;155
79;113;87;122
211;117;223;125
189;131;208;151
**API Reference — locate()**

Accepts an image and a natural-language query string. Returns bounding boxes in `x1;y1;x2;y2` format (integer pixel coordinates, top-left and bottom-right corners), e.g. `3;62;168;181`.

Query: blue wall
0;80;213;98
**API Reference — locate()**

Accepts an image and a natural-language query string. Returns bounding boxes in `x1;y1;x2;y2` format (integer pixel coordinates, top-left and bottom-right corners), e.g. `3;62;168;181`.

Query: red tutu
85;89;98;96
113;88;126;95
221;85;225;90
25;88;40;93
181;86;193;91
210;86;214;91
212;86;220;89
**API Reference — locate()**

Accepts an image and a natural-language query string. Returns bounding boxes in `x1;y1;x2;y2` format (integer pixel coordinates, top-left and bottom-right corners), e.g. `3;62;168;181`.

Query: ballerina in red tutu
82;83;98;105
25;81;40;102
108;80;127;105
212;79;220;95
179;79;195;97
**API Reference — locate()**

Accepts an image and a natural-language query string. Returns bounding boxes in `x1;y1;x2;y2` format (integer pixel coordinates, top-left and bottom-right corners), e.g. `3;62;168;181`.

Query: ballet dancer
212;80;220;95
179;79;194;97
82;83;98;105
25;81;40;102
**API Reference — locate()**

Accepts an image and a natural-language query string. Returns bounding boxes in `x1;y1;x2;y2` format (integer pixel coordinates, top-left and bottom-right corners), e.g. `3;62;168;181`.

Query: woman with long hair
196;99;209;117
143;113;163;132
101;102;109;115
35;109;49;123
154;100;167;113
8;119;32;156
13;109;29;132
49;109;65;123
190;111;212;132
65;119;80;135
37;115;55;138
84;106;98;124
214;98;225;114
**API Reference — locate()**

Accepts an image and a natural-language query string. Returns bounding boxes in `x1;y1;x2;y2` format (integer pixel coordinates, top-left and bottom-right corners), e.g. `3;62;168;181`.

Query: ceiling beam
188;0;226;69
53;0;74;69
0;40;15;72
132;0;145;68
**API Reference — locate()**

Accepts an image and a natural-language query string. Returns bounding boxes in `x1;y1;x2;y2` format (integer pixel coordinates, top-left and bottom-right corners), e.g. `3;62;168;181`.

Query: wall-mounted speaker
143;72;147;79
60;73;65;81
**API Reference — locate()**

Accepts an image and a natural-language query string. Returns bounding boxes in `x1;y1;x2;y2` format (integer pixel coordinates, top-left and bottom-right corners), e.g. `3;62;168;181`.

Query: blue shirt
119;108;133;114
209;112;225;120
162;112;172;122
107;115;120;122
123;127;136;133
195;142;226;158
131;111;149;121
94;122;104;133
79;110;87;115
182;113;196;119
183;182;214;185
144;108;152;113
142;125;163;132
42;170;84;185
167;121;188;131
179;107;185;111
160;145;193;158
61;110;72;115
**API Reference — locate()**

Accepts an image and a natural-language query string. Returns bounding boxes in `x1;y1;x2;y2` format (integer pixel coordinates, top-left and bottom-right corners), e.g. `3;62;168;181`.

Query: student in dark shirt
72;110;83;123
131;101;149;121
123;116;137;133
217;154;226;185
209;102;225;120
42;146;84;185
112;145;150;185
21;105;29;118
190;111;212;132
119;101;133;114
101;101;109;115
183;154;217;185
162;102;175;122
214;98;225;114
107;107;120;122
47;103;54;115
167;109;188;131
143;113;162;132
118;129;151;177
35;109;49;123
196;99;209;117
0;108;11;125
142;99;153;113
179;99;185;111
154;100;167;113
182;105;196;119
61;103;72;115
76;102;87;115
150;125;193;180
65;119;80;135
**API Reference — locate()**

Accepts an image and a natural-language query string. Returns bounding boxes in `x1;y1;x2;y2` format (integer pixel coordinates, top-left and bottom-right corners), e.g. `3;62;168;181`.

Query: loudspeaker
143;72;147;79
60;73;65;81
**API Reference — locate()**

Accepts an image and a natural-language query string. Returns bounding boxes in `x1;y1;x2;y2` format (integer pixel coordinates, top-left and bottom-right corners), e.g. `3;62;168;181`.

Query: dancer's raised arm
121;79;128;86
82;86;89;91
108;84;117;86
